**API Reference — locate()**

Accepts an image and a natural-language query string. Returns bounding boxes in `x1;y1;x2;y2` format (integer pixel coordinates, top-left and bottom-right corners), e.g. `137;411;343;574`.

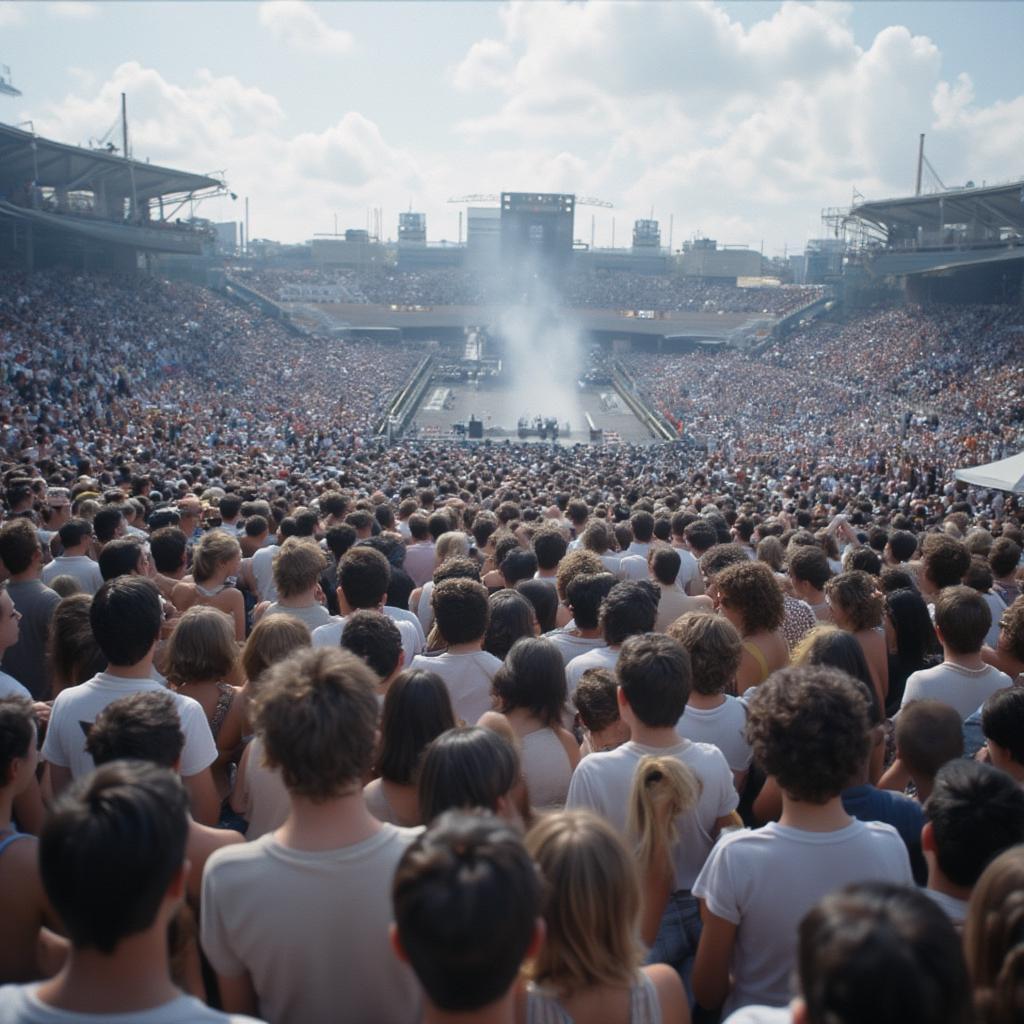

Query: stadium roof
0;121;223;201
850;180;1024;236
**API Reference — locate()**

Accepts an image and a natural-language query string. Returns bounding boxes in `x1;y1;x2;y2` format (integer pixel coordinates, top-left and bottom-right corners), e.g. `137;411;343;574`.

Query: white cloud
258;1;353;57
47;2;98;19
0;2;26;27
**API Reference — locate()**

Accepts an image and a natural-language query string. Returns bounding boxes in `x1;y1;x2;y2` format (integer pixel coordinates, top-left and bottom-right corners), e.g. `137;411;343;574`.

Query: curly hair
554;548;603;602
667;612;742;695
998;596;1024;663
922;533;970;589
716;560;785;634
825;570;884;632
746;666;870;804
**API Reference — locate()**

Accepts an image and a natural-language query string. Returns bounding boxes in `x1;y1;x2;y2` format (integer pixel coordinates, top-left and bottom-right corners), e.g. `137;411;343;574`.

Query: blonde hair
242;613;312;686
525;810;643;997
191;531;241;583
272;537;327;598
627;755;702;871
435;531;470;564
165;606;238;685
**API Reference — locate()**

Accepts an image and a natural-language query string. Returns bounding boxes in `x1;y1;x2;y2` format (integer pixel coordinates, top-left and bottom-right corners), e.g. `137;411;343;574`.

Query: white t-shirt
383;606;426;650
250;545;280;604
566;738;738;889
723;1007;792;1024
201;826;421;1024
312;615;421;666
900;661;1012;720
0;986;262;1023
40;555;104;596
0;671;31;701
692;819;913;1014
566;646;620;699
545;631;606;668
41;672;216;779
408;650;502;725
616;554;648;582
677;697;752;771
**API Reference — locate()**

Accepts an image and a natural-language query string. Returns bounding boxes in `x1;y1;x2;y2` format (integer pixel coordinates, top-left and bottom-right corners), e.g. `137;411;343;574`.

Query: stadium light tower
0;64;21;97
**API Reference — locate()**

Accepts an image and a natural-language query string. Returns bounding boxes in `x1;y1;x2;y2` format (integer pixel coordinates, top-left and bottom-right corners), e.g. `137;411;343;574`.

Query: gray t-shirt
1;580;61;699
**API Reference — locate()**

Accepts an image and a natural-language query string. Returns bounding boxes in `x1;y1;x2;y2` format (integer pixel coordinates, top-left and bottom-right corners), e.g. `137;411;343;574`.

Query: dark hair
0;696;35;785
934;585;990;655
789;545;832;590
922;534;970;589
989;536;1022;579
683;519;718;554
0;518;40;575
574;668;620;733
746;666;870;804
895;701;963;782
433;578;490;645
698;543;749;580
149;526;187;575
40;761;189;954
90;577;162;666
717;560;786;633
378;669;457;785
925;760;1024;889
484;590;536;661
630;510;655;543
500;549;538;586
393;810;540;1012
887;530;919;563
244;514;268;539
339;610;403;680
338;546;390;609
847;547;882;576
982;687;1024;765
417;727;520;824
92;506;124;545
800;629;881;724
650;546;681;586
432;555;481;586
514;579;558;634
798;883;972;1024
565;572;617;631
324;523;357;561
616;633;690;728
886;588;939;665
57;518;93;550
533;528;568;571
97;536;145;581
963;556;995;595
600;581;657;646
492;638;567;727
86;691;184;768
879;566;917;594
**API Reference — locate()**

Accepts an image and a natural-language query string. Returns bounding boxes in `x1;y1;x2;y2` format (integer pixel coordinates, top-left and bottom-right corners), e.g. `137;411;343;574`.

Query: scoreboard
500;192;575;267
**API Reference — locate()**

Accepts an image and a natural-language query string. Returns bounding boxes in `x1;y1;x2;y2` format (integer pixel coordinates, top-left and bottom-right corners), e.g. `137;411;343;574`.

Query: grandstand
0;122;226;272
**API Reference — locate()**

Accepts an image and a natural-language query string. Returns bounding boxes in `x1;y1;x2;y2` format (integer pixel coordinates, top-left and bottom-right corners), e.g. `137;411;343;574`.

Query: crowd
0;267;1022;1024
242;266;823;316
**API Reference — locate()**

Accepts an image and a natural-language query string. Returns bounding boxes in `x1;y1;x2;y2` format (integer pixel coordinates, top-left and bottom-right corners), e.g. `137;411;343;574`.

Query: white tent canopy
954;450;1024;493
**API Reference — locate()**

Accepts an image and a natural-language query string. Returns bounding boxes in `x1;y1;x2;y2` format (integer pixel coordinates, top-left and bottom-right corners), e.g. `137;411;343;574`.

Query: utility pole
121;92;128;159
915;133;925;196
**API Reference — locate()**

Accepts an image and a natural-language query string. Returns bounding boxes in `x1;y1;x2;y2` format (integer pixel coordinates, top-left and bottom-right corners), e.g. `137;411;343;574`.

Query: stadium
2;16;1024;1024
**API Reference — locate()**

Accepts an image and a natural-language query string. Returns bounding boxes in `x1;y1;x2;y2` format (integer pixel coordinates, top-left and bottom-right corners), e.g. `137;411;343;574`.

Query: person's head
483;590;536;660
616;633;690;729
895;701;963;787
86;691;184;768
417;726;521;825
164;606;239;686
934;585;990;656
0;518;41;575
797;882;971;1024
499;548;538;587
746;666;870;803
337;545;390;611
434;530;471;564
997;596;1024;664
492;637;566;728
879;565;918;593
191;530;241;585
272;537;327;600
149;526;188;576
433;578;490;646
57;518;94;553
963;846;1024;1024
47;593;105;687
922;533;971;590
981;687;1024;775
533;528;567;572
340;609;403;681
40;761;189;954
667;611;742;696
392;810;542;1014
989;536;1022;581
630;510;654;544
241;613;311;685
649;545;682;587
573;668;622;738
0;585;20;656
90;576;161;667
886;529;919;564
0;696;37;796
97;536;147;581
923;760;1024;892
788;544;832;593
254;647;379;800
885;587;939;665
716;560;785;635
599;581;657;645
92;506;125;545
514;579;558;634
824;570;884;632
580;519;611;555
565;572;617;632
793;626;879;722
526;810;643;995
845;546;882;577
683;518;718;555
756;535;786;573
378;669;456;787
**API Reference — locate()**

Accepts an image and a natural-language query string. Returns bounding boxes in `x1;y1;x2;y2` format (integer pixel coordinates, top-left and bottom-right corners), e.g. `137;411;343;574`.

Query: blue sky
2;1;1023;254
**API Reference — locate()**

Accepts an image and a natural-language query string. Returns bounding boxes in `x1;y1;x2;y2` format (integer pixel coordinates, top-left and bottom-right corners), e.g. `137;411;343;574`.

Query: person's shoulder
205;832;275;877
156;994;268;1023
680;738;732;774
722;1005;792;1024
